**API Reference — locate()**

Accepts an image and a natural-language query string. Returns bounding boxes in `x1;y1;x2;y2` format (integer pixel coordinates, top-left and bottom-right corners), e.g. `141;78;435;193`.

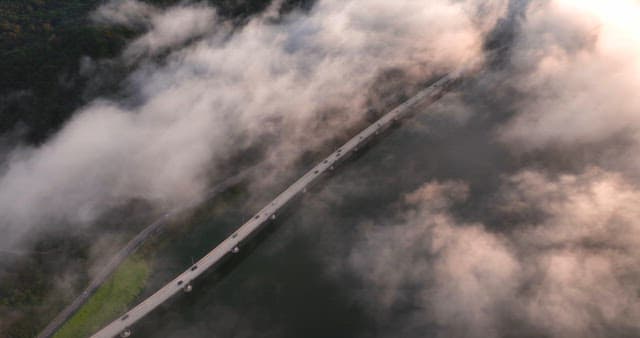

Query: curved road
37;171;250;338
90;73;461;338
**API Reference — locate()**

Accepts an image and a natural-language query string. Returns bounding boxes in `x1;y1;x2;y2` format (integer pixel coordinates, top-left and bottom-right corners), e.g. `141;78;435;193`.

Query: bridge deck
90;73;458;338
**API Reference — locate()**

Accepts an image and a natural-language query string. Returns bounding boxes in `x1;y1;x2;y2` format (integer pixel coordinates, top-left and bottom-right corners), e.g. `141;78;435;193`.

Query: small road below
36;171;250;338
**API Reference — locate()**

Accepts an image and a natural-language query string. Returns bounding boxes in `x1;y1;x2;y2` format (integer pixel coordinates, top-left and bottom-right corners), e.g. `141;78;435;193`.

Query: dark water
124;88;511;338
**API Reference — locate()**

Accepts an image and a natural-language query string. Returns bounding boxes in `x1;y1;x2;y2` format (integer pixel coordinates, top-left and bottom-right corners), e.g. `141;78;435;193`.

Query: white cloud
349;181;520;337
0;0;506;250
500;0;640;153
349;170;640;337
124;4;219;59
91;0;157;28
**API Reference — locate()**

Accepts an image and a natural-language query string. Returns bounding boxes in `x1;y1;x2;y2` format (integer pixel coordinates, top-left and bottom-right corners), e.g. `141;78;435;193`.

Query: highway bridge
90;72;461;338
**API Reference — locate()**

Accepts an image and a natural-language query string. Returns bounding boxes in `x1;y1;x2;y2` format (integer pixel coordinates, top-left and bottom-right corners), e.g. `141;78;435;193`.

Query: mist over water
3;0;640;337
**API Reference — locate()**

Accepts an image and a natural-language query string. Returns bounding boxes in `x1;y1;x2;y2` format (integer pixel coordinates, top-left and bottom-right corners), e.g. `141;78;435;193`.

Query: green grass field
53;256;150;338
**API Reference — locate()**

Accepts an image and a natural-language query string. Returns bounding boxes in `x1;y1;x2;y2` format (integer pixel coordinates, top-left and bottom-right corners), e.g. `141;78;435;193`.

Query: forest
0;0;311;144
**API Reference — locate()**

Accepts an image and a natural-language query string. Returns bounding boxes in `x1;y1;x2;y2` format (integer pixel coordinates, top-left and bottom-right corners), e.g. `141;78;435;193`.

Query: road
89;73;460;338
36;171;251;338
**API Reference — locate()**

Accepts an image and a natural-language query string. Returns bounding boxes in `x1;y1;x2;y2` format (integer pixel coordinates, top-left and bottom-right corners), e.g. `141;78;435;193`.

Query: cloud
341;2;640;336
499;0;640;155
505;169;640;337
348;181;520;338
0;0;507;250
91;0;157;28
348;170;640;337
124;4;219;59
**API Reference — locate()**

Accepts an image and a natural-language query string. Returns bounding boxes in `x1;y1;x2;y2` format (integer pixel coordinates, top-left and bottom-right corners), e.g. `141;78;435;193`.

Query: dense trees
0;0;313;144
0;0;133;144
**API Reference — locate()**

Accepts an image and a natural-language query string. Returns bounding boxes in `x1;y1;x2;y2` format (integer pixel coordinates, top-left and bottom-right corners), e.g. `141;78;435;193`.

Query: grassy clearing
53;256;150;338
